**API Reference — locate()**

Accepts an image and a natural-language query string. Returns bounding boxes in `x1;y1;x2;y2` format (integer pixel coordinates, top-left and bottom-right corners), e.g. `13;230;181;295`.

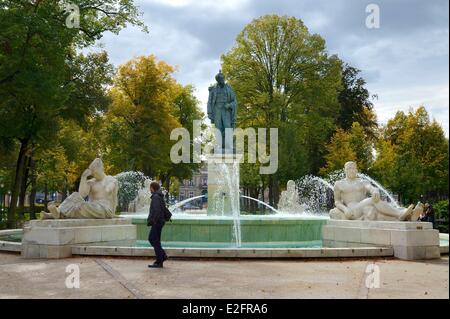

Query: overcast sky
90;0;449;135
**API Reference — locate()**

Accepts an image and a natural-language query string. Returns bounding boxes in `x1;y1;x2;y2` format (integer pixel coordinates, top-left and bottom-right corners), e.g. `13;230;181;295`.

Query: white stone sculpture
41;158;118;219
128;179;152;213
278;180;305;213
329;161;422;221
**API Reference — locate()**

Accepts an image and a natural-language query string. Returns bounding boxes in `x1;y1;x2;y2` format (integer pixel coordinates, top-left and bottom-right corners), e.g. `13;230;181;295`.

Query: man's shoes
148;262;163;268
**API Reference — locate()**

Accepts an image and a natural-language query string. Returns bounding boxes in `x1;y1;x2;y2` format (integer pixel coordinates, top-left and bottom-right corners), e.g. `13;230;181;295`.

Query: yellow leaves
372;140;397;174
320;128;357;176
372;106;448;201
114;55;177;109
103;55;199;176
320;122;374;176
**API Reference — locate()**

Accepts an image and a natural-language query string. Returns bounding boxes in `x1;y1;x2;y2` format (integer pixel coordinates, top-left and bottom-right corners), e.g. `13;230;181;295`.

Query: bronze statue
207;71;237;150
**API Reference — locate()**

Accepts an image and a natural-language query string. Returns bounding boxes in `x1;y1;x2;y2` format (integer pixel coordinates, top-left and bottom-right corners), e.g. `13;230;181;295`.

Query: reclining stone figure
41;158;118;219
329;161;422;221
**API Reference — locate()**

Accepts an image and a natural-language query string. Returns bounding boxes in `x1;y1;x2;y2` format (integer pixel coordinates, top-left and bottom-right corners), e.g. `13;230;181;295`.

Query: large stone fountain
17;72;442;260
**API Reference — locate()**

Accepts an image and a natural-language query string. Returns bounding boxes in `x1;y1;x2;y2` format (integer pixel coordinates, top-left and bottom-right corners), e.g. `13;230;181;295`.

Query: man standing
207;70;237;151
147;182;168;268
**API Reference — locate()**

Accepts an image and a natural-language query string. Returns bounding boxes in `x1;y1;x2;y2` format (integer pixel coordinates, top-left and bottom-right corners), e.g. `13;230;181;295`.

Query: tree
372;107;449;204
320;122;374;176
337;64;378;139
0;0;145;227
222;15;342;205
103;55;202;183
320;129;356;176
162;85;205;190
240;159;265;212
35;146;69;209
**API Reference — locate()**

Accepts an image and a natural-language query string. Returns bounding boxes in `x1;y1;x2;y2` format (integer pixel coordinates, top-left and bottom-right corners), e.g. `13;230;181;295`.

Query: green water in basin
0;234;21;242
130;215;329;245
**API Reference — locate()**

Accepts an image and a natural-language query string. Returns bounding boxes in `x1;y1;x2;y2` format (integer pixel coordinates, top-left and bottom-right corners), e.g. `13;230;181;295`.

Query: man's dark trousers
149;222;166;263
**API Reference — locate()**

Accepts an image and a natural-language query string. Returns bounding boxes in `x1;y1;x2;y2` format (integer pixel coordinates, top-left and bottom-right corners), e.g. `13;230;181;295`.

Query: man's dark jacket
147;190;166;226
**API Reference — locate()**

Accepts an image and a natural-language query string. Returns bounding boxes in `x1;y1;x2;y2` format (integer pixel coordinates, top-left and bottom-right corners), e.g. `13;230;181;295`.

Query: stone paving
0;252;448;299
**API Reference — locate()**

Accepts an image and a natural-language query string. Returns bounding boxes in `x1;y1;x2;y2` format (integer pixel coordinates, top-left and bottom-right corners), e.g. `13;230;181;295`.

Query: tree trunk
250;188;259;213
44;183;48;211
19;155;30;211
7;139;29;229
273;176;280;208
29;157;37;220
247;188;251;211
162;174;171;202
62;174;68;201
164;174;171;191
268;175;274;207
261;181;266;203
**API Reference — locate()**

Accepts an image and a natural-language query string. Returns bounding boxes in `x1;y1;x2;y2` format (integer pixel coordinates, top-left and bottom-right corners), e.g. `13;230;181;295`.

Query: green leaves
222;15;343;198
337;64;378;139
0;0;147;223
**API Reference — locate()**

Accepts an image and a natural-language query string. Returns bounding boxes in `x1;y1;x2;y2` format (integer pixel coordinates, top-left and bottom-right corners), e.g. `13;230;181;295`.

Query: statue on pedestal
329;161;422;221
41;158;118;219
278;180;305;213
128;179;152;212
207;70;237;151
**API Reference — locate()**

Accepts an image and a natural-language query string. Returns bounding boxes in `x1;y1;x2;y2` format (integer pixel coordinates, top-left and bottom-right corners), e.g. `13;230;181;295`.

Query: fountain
1;162;446;259
1;71;440;260
114;163;409;249
277;180;307;214
293;171;400;214
120;71;325;248
124;171;327;248
206;155;242;247
358;173;399;207
295;175;334;214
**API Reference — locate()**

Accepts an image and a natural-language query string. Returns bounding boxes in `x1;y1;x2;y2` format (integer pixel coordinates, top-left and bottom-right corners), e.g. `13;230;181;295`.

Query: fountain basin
1;227;448;258
128;214;328;247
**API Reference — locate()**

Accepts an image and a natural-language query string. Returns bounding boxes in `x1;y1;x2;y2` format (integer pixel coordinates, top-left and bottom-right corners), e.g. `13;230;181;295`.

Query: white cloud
143;0;251;11
374;84;449;135
93;0;449;136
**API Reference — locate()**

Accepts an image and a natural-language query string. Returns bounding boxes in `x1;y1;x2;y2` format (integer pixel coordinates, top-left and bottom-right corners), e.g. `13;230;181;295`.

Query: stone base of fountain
206;153;242;216
322;220;440;260
21;219;136;259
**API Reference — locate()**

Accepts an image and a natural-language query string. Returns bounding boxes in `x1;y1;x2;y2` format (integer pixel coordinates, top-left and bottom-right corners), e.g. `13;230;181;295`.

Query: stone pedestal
322;219;440;260
21;218;136;259
207;153;242;216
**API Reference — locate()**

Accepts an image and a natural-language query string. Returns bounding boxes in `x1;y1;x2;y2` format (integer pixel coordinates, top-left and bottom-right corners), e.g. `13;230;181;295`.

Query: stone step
71;245;394;258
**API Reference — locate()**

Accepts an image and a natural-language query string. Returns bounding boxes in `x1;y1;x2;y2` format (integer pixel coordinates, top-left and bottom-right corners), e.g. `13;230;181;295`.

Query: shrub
433;200;449;233
434;200;449;220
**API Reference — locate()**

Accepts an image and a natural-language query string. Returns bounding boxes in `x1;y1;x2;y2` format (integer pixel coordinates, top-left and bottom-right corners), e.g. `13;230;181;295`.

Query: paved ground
0;252;448;299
